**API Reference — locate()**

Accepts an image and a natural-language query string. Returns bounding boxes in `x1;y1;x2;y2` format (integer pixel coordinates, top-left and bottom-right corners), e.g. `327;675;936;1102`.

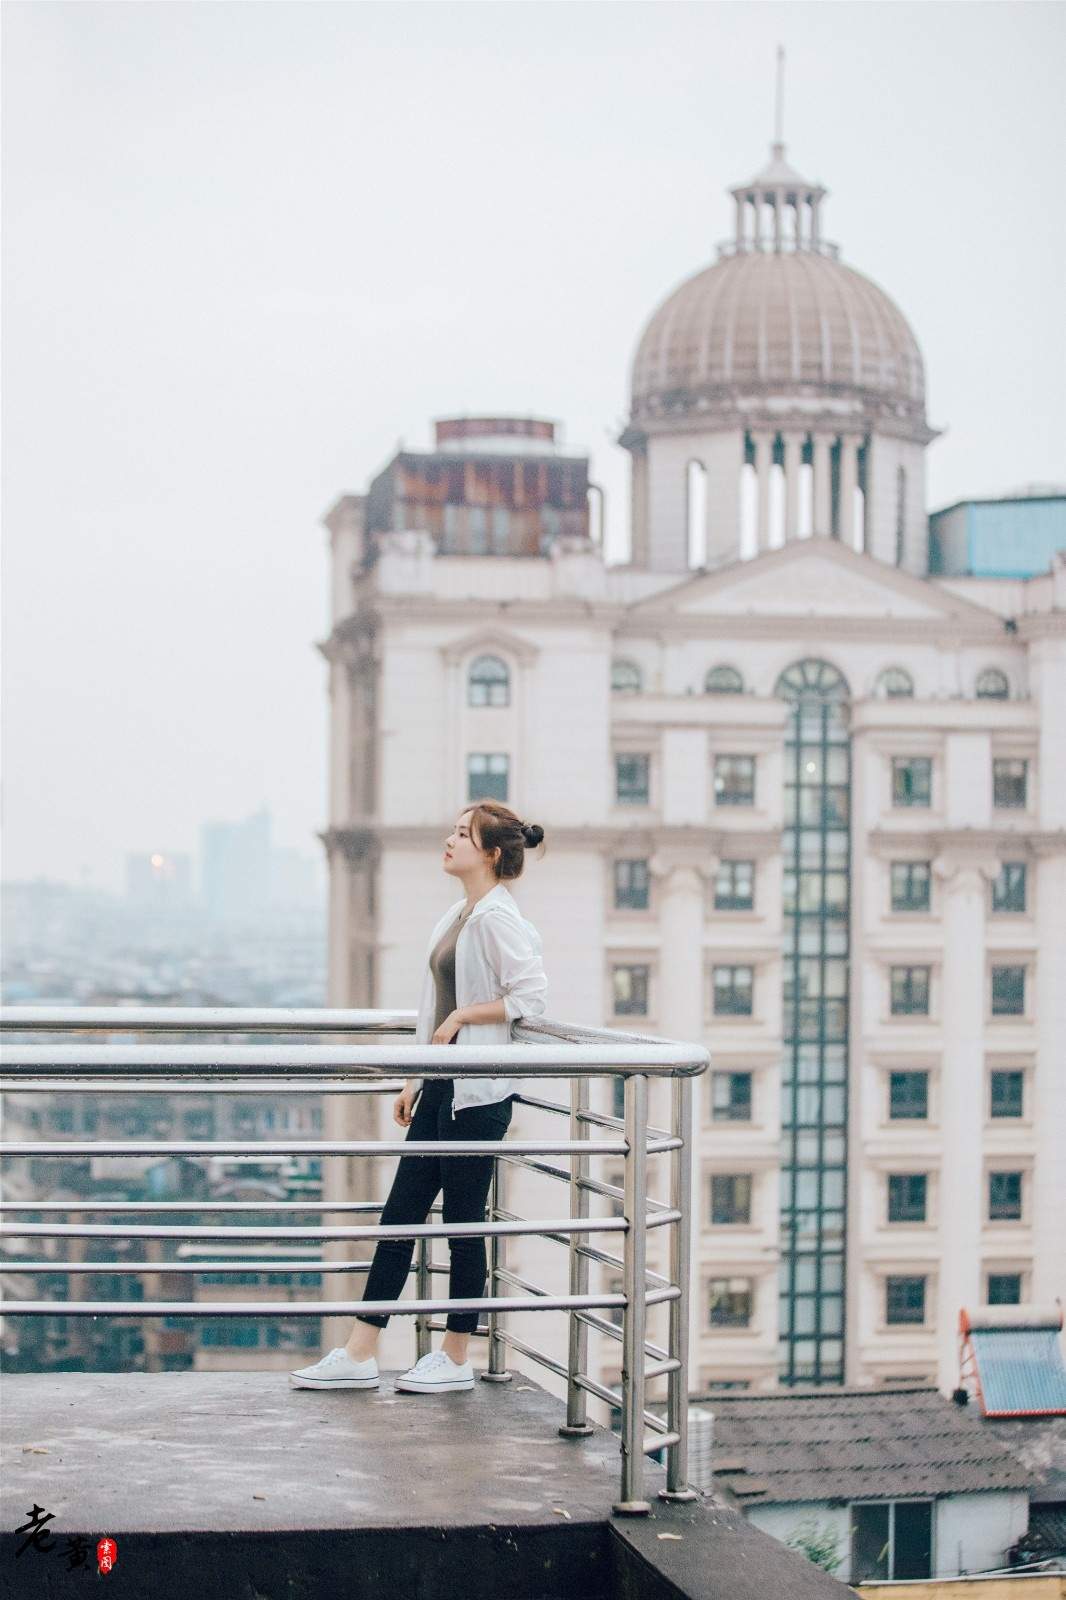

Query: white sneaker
289;1347;379;1389
394;1349;475;1394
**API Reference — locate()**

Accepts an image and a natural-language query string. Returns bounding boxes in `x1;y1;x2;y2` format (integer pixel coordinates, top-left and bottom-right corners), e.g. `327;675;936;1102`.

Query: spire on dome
722;49;837;259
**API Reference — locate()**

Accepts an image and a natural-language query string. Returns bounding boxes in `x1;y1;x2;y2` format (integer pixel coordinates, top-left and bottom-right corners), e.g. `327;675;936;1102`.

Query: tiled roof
985;1415;1066;1503
702;1386;1042;1506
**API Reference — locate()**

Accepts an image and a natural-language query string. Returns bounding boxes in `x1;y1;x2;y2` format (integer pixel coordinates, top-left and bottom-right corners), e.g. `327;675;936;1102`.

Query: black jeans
356;1078;513;1334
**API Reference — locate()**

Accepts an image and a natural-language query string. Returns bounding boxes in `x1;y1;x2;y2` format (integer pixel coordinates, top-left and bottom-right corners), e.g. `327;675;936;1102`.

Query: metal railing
0;1006;708;1515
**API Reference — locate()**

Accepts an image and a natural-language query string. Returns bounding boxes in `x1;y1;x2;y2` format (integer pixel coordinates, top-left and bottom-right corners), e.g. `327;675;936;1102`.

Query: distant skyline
3;1;1064;891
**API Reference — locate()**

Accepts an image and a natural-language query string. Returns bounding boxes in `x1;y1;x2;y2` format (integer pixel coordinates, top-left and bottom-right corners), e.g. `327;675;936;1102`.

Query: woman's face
442;810;491;878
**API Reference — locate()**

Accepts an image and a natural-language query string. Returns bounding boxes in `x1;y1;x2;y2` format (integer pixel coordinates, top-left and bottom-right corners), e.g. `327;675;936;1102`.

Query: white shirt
413;880;548;1113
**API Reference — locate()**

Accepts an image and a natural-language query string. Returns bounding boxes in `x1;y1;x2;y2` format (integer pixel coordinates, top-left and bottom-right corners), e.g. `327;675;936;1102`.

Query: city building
317;138;1066;1398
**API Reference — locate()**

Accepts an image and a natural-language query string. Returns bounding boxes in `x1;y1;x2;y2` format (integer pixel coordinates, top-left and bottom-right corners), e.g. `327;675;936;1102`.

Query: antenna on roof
773;44;786;158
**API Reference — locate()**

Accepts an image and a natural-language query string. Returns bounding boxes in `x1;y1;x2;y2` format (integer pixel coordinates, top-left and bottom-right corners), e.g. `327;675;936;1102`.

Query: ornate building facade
318;144;1066;1398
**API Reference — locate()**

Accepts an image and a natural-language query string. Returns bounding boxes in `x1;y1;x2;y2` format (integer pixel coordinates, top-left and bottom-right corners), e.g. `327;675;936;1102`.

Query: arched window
611;659;642;694
774;658;850;702
874;667;915;699
704;665;744;695
976;667;1009;700
467;654;510;707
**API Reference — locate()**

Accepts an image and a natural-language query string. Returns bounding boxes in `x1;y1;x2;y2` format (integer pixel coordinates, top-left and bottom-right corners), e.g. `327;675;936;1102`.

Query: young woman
290;799;547;1395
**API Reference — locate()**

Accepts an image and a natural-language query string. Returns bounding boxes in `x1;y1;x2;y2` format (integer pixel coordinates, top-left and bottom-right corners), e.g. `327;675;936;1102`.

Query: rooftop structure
929;491;1066;578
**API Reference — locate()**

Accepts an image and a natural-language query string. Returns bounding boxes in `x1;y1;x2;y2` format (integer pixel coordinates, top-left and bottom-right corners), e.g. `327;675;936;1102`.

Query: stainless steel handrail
0;1005;708;1515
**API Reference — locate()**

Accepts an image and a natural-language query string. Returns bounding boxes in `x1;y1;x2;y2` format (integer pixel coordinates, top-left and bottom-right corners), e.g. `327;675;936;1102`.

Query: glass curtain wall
776;658;851;1384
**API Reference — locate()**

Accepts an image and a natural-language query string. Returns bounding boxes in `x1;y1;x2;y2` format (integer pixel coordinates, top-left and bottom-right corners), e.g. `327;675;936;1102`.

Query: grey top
428;904;474;1037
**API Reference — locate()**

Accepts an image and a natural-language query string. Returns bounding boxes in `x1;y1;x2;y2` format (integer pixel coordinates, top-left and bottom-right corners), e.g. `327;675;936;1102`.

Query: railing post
481;1149;511;1382
661;1072;698;1500
614;1070;651;1516
559;1072;593;1435
415;1236;432;1359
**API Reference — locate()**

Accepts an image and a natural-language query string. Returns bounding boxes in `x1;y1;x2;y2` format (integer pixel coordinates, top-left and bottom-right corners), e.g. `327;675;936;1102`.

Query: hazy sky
3;1;1063;892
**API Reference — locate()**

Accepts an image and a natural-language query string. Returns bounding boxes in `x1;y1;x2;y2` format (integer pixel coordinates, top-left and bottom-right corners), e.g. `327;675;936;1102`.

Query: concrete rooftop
2;1369;858;1599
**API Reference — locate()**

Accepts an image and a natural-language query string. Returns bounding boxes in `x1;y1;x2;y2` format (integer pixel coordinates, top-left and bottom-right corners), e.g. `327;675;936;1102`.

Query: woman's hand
393;1081;420;1127
431;1009;465;1046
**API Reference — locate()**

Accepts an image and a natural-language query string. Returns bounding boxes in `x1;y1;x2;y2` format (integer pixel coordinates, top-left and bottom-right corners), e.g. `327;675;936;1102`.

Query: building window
705;665;744;694
990;1069;1024;1119
892;757;931;808
776;655;851;1388
889;1072;929;1121
888;1174;927;1224
615;753;650;805
491;505;510;554
202;1318;262;1348
467;752;508;802
714;755;755;806
993;758;1028;809
711;1071;753;1122
991;965;1025;1016
714;860;754;911
976;667;1009;700
708;1277;753;1328
713;965;753;1016
852;1500;932;1582
612;964;649;1016
607;1275;624;1327
611;659;642;694
987;1272;1022;1305
886;1275;926;1325
467;654;510;707
894;466;907;568
989;1171;1022;1221
890;862;931;913
875;667;915;699
891;966;930;1016
991;862;1027;914
614;859;650;910
710;1174;753;1225
468;505;489;555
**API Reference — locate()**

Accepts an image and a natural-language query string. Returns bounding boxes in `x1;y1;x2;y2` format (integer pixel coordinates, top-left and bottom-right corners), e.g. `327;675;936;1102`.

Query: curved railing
0;1006;708;1515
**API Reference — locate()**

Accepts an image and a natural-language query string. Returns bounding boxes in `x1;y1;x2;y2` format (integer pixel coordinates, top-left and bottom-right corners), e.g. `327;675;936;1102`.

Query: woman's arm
430;998;505;1043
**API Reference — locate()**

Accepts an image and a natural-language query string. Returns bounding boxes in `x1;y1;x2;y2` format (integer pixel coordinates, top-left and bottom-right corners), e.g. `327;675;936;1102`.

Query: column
734;195;745;249
812;434;832;536
838;436;859;546
932;852;999;1393
1031;631;1066;1299
772;194;783;252
649;849;718;1379
1032;847;1066;1301
782;432;804;542
810;195;822;249
751;195;763;251
629;445;650;567
754;432;773;553
703;430;744;567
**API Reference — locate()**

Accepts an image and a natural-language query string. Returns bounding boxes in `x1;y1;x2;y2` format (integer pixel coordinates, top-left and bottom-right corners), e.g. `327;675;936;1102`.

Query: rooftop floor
2;1368;857;1599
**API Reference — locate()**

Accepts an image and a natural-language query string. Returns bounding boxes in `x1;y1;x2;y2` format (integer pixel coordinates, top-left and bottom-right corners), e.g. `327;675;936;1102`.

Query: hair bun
522;822;544;849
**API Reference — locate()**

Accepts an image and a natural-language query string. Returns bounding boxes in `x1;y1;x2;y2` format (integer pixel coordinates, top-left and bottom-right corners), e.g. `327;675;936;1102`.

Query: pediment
439;627;540;667
628;541;1003;626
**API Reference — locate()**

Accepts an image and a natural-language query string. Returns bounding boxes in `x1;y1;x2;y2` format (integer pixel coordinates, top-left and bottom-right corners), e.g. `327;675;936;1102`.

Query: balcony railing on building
0;1005;708;1515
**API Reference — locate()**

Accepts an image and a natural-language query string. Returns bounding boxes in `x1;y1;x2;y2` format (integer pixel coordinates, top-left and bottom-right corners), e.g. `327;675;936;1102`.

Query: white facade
748;1490;1030;1584
318;142;1066;1400
319;525;1066;1396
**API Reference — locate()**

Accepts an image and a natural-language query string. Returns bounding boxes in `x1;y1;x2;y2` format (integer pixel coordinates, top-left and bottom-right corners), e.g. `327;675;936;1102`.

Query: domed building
319;130;1064;1447
621;143;939;573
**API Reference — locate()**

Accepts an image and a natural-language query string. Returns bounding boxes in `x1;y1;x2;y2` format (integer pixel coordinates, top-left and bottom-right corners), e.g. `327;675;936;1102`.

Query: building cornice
325;822;782;859
1015;613;1066;640
867;828;1066;858
439;627;540;667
